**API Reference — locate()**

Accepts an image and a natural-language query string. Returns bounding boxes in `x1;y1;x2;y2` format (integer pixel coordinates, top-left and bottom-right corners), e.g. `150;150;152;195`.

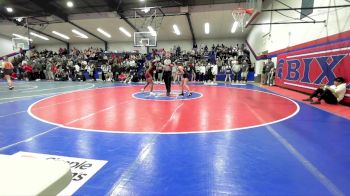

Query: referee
163;53;172;96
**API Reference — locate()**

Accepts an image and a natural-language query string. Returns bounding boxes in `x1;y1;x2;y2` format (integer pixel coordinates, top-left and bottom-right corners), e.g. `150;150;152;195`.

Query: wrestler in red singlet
141;63;156;95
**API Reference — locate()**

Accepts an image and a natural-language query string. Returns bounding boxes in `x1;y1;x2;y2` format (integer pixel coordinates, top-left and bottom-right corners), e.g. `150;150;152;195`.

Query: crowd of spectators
1;43;253;84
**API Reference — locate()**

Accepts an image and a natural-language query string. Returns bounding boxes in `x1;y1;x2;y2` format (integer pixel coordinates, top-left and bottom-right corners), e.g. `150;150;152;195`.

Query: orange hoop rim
232;8;246;14
232;8;255;16
232;8;246;21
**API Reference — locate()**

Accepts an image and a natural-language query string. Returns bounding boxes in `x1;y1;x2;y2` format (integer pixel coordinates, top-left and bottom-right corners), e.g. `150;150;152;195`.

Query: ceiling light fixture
231;21;238;33
147;26;157;36
12;34;33;42
205;23;210;34
16;17;23;22
30;32;49;40
6;7;13;13
72;29;88;39
67;1;74;8
173;24;181;35
119;27;131;37
97;28;111;38
141;7;151;13
52;31;70;39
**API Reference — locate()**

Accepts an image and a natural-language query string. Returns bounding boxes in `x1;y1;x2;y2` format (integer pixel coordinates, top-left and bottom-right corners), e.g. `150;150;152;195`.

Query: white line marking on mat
246;103;344;196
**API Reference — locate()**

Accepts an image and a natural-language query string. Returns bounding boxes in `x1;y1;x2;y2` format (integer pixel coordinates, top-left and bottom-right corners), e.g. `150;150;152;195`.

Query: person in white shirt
74;64;80;72
303;77;347;104
101;64;108;81
211;63;218;83
224;64;232;83
231;60;241;83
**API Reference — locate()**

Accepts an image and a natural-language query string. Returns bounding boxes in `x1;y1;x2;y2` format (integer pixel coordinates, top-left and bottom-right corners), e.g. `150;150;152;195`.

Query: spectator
232;59;241;83
302;77;347;104
263;58;274;84
267;67;276;86
199;63;206;82
261;62;267;85
101;63;108;81
224;64;232;84
2;56;14;90
23;62;33;81
118;72;127;82
241;59;249;83
211;63;218;83
46;60;54;81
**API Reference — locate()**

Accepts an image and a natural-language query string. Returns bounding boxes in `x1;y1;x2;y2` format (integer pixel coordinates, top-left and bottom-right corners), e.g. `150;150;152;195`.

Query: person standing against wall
2;56;14;90
264;58;274;85
261;61;267;85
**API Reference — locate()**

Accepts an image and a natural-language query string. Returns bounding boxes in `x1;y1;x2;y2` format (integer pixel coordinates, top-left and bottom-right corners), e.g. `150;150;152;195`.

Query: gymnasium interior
0;0;349;195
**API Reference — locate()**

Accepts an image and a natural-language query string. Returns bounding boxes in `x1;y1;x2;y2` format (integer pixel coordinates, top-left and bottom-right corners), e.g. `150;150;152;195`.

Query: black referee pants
163;71;172;95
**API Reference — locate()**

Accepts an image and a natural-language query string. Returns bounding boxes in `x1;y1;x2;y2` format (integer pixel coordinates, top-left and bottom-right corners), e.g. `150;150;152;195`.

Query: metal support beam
116;0;122;11
121;13;187;19
104;0;122;11
107;0;139;32
29;0;68;22
158;8;166;17
249;21;326;25
112;1;249;13
30;0;107;46
119;13;140;32
105;42;108;51
262;4;350;12
81;0;101;13
186;13;196;47
276;0;315;21
106;0;137;46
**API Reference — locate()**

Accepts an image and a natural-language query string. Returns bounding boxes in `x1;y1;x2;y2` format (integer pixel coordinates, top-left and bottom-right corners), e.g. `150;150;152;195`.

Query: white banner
13;151;108;195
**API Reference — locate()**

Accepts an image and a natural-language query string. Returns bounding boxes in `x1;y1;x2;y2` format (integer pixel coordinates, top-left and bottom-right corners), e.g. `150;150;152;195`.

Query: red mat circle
29;86;298;133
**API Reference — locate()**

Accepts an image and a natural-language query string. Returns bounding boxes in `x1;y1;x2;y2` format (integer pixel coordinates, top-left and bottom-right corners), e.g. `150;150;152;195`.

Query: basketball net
232;8;247;32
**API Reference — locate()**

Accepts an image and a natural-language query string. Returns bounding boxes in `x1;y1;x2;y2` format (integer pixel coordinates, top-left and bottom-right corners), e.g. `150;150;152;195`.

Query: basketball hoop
232;8;253;32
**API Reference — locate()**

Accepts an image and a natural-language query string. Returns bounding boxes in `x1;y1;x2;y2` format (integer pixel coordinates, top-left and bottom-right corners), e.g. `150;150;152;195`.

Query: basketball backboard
12;38;30;50
134;32;157;47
